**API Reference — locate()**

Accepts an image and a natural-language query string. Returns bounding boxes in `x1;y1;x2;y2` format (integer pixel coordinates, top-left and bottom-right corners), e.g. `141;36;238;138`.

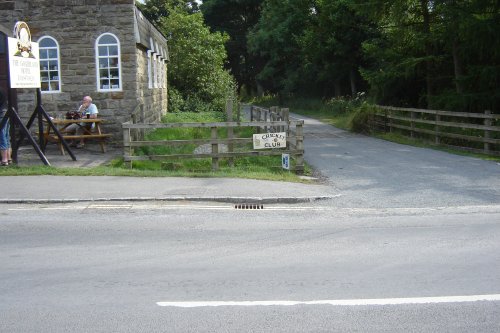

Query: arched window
38;36;61;92
95;33;121;91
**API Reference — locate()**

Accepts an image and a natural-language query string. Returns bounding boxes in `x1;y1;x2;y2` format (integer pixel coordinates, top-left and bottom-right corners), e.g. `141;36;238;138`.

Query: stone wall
0;0;168;143
134;46;168;125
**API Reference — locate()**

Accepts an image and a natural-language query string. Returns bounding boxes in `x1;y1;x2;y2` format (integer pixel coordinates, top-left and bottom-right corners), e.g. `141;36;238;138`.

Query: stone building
0;0;169;142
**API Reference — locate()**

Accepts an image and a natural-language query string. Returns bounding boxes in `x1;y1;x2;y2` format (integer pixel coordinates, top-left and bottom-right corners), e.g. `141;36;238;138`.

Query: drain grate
234;204;264;210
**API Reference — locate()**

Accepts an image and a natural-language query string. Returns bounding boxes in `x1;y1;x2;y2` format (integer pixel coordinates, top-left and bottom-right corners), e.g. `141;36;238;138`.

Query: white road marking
8;206;77;211
157;294;500;308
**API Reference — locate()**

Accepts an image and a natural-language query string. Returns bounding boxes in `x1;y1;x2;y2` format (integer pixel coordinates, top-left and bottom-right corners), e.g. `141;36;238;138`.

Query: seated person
64;95;98;148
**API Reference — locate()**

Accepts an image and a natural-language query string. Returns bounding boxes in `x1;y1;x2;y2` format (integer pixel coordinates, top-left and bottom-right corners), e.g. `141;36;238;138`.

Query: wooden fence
122;104;304;173
372;106;500;155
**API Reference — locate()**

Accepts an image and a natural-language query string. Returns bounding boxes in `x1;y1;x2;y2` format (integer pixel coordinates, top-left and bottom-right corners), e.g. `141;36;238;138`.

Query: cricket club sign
8;21;41;88
253;132;287;149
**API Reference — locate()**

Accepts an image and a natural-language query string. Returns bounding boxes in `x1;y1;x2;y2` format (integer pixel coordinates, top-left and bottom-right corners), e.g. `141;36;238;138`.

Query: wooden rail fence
372;106;500;155
122;104;304;173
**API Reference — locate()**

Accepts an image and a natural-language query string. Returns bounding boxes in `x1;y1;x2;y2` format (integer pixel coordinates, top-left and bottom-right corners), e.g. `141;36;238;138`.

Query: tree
137;0;199;25
356;0;499;110
353;0;439;107
201;0;264;95
431;0;500;111
300;0;376;97
139;0;235;112
248;0;315;96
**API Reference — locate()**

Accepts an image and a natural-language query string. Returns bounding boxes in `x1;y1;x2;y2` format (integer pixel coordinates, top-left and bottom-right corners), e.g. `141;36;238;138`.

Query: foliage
136;0;199;25
348;102;376;134
356;0;500;111
161;7;236;111
299;0;376;97
141;0;499;114
140;1;236;112
129;111;311;179
201;0;265;95
247;0;314;95
249;93;368;130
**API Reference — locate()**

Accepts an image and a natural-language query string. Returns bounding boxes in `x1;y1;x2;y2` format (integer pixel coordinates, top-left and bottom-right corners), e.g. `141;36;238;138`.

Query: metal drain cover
234;204;264;210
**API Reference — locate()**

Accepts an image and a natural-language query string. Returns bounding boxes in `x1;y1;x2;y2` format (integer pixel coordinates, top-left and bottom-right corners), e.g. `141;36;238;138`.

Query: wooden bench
45;133;112;154
42;118;112;154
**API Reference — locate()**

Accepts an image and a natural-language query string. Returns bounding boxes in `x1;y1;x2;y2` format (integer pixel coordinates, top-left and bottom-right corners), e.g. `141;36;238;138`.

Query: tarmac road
301;114;500;208
2;113;500;332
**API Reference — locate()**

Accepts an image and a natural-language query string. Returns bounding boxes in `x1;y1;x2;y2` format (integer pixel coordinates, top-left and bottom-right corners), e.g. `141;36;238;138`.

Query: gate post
211;126;219;171
484;110;491;153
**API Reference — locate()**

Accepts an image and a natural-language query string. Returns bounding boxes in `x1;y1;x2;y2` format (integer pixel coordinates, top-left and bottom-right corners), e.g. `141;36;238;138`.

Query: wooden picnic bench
43;118;112;154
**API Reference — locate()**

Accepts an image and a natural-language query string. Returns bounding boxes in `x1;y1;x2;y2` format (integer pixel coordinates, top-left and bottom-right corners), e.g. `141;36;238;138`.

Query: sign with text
282;153;290;170
8;22;41;88
253;132;287;149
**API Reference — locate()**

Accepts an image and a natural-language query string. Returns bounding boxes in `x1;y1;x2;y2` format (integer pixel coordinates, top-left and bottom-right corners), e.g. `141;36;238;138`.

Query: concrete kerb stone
0;195;339;205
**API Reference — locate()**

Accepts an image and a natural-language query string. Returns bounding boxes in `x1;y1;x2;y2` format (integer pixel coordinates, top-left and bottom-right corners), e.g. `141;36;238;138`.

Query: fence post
254;108;262;133
383;108;388;132
410;110;416;138
389;108;393;133
484;110;491;153
226;99;234;167
122;122;132;168
294;121;304;175
282;108;289;134
435;112;440;144
211;126;219;171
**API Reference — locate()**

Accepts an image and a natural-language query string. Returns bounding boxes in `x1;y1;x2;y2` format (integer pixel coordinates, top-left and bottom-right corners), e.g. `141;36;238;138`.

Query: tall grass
123;111;312;181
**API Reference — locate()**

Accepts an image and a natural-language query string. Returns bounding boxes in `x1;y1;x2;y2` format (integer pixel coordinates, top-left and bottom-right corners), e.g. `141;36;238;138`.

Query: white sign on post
253;132;287;150
8;22;41;89
282;153;290;170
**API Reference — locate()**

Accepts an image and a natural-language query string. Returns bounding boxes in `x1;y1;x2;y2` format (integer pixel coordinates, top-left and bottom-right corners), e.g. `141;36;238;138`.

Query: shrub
349;102;376;134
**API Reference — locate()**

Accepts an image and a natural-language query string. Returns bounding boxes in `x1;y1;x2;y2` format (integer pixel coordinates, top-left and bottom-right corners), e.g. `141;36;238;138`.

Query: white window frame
147;50;153;89
161;46;167;88
95;33;122;92
38;36;61;93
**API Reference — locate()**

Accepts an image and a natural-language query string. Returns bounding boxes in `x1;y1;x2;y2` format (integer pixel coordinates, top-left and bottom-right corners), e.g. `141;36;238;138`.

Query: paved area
15;141;121;168
2;113;500;206
3;139;336;204
302;114;500;208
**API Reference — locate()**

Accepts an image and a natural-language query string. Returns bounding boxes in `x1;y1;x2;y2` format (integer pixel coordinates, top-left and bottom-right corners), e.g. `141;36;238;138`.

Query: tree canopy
138;0;235;112
141;0;499;112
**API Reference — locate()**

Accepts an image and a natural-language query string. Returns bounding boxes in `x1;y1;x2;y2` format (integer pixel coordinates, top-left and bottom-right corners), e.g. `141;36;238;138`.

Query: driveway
300;114;500;208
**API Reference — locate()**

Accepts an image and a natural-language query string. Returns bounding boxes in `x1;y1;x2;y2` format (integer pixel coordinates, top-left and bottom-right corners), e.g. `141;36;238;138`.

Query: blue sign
282;153;290;170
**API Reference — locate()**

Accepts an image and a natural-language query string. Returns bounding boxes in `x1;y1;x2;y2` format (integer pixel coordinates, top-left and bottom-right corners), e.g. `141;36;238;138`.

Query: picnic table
43;118;112;154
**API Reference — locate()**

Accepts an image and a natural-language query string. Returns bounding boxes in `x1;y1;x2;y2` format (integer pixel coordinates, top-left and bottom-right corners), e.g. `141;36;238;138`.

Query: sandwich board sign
253;132;287;150
8;21;41;89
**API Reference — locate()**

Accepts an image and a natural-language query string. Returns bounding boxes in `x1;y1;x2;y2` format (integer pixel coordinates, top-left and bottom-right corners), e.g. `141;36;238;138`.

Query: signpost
0;21;75;165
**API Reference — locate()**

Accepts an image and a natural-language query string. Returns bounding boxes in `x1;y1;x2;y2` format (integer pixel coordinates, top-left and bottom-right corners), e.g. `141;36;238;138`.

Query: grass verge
0;111;314;182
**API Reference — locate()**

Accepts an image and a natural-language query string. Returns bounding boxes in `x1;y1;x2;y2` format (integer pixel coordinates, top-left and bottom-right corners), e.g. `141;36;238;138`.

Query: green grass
1;111;313;182
121;111;314;181
376;132;500;162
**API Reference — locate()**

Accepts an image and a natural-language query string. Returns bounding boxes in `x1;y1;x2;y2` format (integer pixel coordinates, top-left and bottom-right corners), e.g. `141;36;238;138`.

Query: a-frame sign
0;21;75;165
